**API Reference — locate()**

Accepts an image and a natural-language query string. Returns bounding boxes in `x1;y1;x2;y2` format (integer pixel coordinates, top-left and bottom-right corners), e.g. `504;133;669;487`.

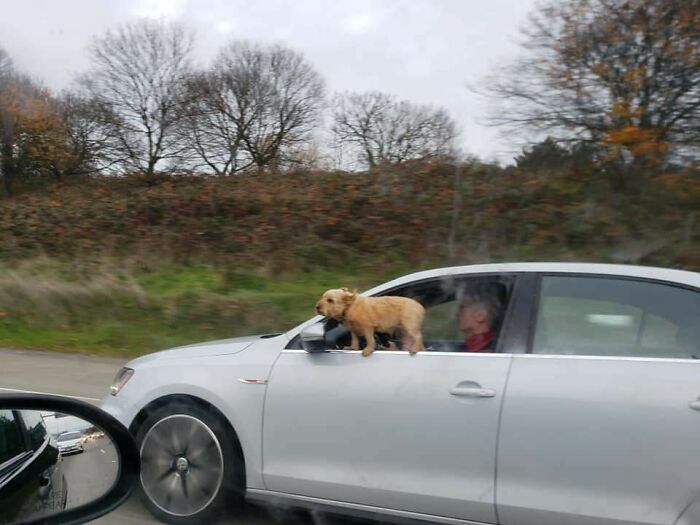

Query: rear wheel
135;401;244;524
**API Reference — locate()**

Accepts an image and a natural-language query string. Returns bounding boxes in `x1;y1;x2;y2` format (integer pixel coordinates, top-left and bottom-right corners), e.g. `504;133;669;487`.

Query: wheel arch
129;393;246;486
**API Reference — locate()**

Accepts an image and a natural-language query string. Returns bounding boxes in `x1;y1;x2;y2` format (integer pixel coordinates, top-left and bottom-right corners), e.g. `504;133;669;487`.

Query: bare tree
52;93;123;178
332;91;457;170
482;0;700;171
82;20;194;181
0;48;12;80
177;71;251;175
208;41;325;171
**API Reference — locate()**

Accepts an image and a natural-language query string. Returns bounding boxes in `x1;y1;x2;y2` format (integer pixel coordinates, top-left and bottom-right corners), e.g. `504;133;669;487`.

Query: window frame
527;272;700;359
0;410;32;482
287;271;535;354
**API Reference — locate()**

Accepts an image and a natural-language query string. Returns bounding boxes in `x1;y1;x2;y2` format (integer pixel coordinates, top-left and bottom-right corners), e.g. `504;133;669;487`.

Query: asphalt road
0;348;364;525
64;440;119;509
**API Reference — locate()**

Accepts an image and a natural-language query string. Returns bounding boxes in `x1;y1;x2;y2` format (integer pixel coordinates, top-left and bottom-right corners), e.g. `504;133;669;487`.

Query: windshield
57;431;82;442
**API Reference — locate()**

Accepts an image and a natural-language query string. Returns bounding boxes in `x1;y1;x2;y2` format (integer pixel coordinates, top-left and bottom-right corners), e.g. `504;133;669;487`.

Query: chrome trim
514;353;700;364
246;488;487;525
281;349;513;358
238;378;268;385
282;349;700;363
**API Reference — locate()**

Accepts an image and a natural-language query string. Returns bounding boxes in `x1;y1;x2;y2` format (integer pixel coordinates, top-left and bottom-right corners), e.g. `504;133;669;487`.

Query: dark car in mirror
0;395;139;525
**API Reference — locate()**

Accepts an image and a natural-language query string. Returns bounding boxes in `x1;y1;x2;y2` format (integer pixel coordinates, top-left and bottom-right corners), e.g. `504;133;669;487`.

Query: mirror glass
0;409;119;525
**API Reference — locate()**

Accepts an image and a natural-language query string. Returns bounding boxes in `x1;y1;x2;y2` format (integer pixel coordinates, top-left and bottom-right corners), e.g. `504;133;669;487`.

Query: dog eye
327;298;333;303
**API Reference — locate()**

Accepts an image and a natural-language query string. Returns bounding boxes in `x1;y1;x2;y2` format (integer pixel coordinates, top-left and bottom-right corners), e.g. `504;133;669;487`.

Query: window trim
0;410;31;481
527;272;700;358
287;271;527;353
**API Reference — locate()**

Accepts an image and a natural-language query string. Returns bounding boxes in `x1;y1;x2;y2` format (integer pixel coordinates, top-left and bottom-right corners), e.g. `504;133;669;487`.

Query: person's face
457;303;489;334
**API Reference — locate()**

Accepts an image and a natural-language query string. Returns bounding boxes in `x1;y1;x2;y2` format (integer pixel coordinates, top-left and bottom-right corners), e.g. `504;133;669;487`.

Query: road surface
64;440;118;509
0;348;363;525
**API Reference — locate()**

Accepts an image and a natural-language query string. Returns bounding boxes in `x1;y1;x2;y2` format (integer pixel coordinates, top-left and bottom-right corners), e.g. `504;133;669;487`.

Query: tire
134;400;244;524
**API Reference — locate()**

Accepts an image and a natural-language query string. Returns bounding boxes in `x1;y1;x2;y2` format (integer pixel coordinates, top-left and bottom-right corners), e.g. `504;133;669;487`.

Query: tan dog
315;288;425;356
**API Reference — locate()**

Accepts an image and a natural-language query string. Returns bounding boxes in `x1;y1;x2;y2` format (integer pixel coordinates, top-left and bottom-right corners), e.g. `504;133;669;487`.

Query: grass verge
0;258;387;357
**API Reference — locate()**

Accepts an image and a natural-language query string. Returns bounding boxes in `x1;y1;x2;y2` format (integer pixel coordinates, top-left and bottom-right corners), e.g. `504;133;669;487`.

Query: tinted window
533;276;700;358
0;410;26;465
20;411;48;450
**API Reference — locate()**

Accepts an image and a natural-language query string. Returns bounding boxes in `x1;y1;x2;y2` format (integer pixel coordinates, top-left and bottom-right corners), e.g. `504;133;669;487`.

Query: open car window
289;274;515;352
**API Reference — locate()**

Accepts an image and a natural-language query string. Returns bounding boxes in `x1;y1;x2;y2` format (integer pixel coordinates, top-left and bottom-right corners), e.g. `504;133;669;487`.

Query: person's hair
458;292;501;326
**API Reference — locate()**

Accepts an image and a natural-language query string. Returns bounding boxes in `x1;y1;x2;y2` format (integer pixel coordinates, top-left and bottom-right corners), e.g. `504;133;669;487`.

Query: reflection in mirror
0;410;118;525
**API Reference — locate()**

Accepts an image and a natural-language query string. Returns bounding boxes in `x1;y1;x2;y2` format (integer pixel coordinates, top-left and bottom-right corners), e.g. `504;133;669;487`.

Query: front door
497;274;700;525
262;273;520;523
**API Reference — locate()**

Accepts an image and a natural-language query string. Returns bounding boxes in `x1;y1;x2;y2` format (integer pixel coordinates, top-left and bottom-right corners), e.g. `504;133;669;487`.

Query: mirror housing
300;321;328;353
0;394;139;525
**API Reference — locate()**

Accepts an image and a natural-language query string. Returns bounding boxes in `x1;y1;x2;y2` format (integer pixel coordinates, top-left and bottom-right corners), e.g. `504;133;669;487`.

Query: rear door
497;274;700;525
263;272;528;523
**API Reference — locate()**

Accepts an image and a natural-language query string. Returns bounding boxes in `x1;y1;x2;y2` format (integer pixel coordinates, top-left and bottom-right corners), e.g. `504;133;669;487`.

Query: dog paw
362;349;373;357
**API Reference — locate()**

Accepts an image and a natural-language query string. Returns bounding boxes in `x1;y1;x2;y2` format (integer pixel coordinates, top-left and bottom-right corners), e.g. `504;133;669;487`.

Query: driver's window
422;300;462;341
390;275;513;353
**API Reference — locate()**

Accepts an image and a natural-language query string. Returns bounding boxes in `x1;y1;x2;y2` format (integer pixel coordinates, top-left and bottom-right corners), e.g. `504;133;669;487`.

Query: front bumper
58;444;83;455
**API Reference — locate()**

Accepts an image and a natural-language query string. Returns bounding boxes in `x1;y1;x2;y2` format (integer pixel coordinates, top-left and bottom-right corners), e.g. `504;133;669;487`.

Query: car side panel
497;355;700;525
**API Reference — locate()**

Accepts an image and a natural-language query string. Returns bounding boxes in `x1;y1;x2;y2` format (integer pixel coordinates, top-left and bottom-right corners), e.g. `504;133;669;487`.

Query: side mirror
300;321;328;353
0;394;139;525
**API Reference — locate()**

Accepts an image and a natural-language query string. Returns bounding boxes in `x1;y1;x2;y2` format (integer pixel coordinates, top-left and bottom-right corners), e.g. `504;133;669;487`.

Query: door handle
689;400;700;411
449;386;496;398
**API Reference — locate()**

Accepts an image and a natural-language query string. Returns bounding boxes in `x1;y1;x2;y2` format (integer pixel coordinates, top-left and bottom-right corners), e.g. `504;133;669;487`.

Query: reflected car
56;431;84;455
102;263;700;525
0;410;67;523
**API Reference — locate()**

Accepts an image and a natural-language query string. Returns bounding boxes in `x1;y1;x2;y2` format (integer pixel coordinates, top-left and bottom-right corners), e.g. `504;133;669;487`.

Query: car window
533;276;700;358
20;411;48;450
388;276;513;353
0;410;26;466
57;431;82;442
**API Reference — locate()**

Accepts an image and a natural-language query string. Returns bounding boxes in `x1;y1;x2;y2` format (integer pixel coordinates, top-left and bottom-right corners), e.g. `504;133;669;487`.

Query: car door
262;273;528;523
0;410;64;523
497;274;700;525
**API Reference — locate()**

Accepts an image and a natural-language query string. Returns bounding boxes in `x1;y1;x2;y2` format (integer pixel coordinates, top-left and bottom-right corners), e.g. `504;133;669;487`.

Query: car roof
364;263;699;295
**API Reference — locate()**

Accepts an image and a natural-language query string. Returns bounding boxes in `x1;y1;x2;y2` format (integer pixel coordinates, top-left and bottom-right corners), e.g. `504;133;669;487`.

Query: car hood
125;334;279;368
58;439;81;446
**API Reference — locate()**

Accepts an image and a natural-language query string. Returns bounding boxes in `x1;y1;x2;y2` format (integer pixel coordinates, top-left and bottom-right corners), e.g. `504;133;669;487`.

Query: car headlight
110;367;134;396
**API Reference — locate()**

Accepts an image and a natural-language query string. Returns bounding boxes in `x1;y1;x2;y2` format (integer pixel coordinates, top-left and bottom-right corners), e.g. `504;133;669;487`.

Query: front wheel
135;401;244;524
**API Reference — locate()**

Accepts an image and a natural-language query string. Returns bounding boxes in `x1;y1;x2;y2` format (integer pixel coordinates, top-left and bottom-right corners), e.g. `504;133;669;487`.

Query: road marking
0;386;101;402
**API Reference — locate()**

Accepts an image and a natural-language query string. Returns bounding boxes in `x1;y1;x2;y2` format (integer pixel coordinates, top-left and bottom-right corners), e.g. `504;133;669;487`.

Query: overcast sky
0;0;537;162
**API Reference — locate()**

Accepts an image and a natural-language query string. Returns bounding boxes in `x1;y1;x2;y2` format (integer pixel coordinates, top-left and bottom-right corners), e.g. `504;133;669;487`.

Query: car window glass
20;410;48;450
533;276;700;358
0;410;26;465
387;276;513;353
422;300;463;341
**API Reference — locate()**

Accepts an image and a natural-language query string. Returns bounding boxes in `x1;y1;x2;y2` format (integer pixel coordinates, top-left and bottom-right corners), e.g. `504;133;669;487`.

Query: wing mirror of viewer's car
0;394;139;525
300;321;329;353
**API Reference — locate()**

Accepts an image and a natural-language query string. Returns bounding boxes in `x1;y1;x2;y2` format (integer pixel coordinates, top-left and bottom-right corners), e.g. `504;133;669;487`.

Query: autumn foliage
0;161;696;273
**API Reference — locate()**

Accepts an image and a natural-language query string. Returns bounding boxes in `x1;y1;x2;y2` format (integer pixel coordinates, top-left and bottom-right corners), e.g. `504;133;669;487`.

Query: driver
456;292;501;352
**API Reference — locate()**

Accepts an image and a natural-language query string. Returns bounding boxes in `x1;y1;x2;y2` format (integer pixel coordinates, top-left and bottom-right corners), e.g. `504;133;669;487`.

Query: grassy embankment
0;162;696;355
0;259;388;356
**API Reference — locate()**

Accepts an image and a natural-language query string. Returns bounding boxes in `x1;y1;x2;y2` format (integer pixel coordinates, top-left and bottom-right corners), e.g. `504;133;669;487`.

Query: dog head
315;288;357;319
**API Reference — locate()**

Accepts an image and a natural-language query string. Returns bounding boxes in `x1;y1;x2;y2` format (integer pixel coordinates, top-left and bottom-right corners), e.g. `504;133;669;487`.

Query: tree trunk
447;162;463;262
1;140;14;196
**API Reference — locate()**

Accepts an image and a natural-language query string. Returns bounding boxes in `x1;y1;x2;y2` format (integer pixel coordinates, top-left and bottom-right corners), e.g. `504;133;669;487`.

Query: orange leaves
602;125;668;163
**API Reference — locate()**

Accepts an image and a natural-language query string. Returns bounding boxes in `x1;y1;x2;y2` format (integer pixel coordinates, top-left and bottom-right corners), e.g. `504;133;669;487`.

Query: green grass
0;259;388;356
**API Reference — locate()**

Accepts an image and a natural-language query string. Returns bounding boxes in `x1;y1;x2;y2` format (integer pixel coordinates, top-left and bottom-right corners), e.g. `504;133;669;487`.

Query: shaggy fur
316;288;425;356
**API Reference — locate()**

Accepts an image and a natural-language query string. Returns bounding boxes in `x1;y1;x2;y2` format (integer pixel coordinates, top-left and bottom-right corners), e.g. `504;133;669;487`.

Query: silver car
101;263;700;525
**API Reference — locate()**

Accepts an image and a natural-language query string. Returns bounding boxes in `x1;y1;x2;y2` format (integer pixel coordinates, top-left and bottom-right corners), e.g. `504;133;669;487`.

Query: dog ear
342;289;357;304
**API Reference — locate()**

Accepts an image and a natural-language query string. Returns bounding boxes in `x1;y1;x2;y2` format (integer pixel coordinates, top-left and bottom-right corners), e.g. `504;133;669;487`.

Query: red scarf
464;330;495;353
